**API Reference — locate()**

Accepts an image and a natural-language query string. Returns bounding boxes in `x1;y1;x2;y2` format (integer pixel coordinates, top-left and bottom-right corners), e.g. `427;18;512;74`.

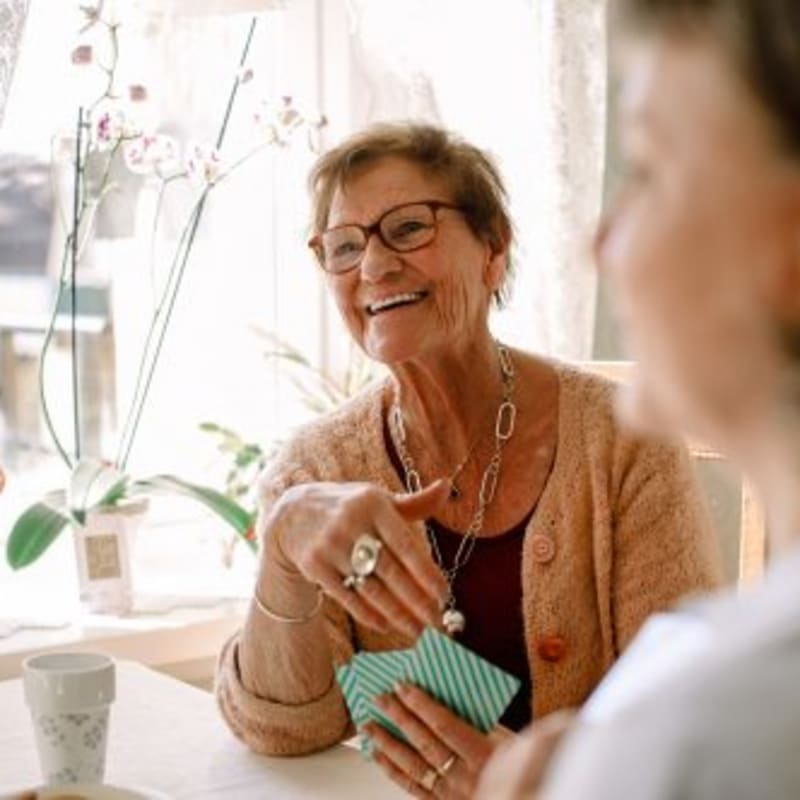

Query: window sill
0;595;248;684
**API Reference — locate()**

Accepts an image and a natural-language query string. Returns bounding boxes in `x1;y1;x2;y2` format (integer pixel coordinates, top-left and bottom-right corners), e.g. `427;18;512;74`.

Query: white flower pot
73;499;148;615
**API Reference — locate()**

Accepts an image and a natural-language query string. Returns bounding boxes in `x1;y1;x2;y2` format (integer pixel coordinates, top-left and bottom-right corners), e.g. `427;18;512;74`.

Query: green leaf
68;459;127;516
198;421;223;433
131;474;254;538
235;449;260;468
97;476;129;508
6;493;71;569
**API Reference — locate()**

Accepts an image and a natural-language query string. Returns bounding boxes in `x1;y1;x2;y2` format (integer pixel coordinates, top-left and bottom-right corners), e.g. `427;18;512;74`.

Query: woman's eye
332;239;361;257
389;219;428;239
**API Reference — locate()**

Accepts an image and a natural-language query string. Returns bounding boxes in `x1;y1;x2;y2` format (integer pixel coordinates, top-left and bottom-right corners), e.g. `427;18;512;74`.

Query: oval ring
350;533;383;578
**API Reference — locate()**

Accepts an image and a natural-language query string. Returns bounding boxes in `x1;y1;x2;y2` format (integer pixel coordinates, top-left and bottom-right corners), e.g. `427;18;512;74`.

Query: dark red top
426;515;533;731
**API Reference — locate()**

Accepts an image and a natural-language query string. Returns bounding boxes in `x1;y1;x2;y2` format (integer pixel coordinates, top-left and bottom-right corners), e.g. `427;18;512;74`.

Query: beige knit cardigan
216;365;722;756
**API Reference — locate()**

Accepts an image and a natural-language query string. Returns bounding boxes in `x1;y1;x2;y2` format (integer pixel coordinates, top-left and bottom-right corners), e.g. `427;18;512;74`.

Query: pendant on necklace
443;608;466;635
448;481;460;501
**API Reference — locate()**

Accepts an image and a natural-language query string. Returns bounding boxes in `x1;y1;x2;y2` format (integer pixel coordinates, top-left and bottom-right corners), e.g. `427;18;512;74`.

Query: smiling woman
214;122;722;800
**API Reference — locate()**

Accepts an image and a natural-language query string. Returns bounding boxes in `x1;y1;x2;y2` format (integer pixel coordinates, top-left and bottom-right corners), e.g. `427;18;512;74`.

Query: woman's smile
365;290;430;316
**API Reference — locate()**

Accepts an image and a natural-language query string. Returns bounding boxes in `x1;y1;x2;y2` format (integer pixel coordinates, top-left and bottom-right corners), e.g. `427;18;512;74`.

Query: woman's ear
483;228;510;294
755;187;800;325
767;234;800;327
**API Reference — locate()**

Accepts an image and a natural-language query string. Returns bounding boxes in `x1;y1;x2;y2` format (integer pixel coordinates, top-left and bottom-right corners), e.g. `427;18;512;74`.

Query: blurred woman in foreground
478;1;800;798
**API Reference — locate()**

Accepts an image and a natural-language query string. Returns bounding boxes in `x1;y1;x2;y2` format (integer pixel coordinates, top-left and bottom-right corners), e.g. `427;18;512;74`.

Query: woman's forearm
238;546;335;705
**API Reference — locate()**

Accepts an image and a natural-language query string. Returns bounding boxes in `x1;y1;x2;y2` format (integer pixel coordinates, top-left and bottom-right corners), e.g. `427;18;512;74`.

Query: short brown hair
613;0;800;157
307;122;514;307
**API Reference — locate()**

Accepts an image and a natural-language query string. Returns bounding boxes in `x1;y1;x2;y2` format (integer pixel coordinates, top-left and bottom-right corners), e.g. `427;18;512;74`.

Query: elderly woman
478;1;800;798
216;122;720;798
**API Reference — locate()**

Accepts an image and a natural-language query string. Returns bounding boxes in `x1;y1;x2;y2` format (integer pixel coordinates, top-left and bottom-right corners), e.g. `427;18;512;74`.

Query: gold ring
437;753;457;776
419;768;439;792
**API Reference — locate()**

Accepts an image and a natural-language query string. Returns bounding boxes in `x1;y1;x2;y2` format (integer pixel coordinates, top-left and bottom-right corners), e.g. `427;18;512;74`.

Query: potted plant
5;3;324;612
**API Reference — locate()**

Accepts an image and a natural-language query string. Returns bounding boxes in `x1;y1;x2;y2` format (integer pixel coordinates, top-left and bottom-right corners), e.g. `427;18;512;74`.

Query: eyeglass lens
320;202;437;273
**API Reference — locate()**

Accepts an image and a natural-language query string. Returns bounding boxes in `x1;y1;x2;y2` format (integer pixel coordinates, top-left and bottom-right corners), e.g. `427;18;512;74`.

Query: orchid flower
123;132;180;177
184;141;224;187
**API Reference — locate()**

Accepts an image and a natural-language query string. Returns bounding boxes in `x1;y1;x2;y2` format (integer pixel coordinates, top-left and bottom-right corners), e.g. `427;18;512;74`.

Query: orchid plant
6;5;325;570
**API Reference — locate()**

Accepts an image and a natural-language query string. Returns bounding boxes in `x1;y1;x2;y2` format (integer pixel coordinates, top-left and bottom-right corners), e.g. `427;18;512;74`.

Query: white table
0;660;407;799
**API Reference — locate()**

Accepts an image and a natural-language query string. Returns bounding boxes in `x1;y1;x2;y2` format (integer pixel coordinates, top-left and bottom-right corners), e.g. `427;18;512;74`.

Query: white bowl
4;783;171;800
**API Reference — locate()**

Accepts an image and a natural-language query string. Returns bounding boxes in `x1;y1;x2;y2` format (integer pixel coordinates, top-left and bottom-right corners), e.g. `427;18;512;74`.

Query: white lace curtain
335;0;607;361
0;0;29;128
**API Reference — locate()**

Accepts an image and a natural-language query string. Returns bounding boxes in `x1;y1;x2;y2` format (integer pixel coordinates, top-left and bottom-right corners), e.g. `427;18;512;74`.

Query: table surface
0;660;407;799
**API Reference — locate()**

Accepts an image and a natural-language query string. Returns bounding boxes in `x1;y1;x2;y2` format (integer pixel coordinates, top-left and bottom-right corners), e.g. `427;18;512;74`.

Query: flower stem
115;189;199;467
215;17;258;150
71;107;84;462
116;16;259;470
118;192;207;470
39;241;75;470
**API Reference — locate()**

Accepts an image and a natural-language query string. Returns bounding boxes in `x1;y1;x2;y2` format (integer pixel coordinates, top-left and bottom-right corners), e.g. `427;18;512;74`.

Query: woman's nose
358;234;403;283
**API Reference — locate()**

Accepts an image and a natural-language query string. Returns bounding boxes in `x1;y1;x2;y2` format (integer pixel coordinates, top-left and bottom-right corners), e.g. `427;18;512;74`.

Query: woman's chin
362;329;433;366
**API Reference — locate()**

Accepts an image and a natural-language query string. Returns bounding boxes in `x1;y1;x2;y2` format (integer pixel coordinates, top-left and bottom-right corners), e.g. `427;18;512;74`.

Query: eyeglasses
308;199;464;274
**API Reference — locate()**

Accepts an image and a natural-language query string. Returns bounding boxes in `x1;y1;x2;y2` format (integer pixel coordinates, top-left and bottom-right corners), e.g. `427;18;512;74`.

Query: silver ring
419;768;439;792
437;753;457;776
342;573;367;590
350;533;383;577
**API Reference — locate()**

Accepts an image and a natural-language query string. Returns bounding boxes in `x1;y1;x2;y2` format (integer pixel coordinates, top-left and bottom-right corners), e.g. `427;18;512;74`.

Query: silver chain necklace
388;342;517;635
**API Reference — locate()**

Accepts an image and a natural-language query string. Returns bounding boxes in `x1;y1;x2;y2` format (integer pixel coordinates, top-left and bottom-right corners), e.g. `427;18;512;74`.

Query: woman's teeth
367;291;427;315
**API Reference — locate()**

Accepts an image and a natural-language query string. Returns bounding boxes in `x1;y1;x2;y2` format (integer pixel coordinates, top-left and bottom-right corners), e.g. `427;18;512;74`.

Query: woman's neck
735;408;800;554
388;335;505;465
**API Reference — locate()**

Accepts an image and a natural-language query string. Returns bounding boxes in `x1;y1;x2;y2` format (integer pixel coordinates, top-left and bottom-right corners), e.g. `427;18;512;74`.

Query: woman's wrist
256;530;319;616
253;585;324;624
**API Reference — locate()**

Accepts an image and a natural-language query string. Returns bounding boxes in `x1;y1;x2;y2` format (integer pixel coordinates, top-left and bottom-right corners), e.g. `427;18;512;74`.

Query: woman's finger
373;748;430;799
394;682;494;767
374;693;453;773
366;535;443;628
308;562;392;633
393;478;450;521
366;723;438;797
356;572;427;638
373;499;449;605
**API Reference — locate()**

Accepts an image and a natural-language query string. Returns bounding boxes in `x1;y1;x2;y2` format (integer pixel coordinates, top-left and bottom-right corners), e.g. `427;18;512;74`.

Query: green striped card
409;627;521;734
335;627;521;754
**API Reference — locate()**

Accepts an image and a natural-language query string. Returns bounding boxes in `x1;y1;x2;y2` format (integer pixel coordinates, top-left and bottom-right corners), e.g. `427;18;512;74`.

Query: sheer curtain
325;0;607;361
0;0;29;128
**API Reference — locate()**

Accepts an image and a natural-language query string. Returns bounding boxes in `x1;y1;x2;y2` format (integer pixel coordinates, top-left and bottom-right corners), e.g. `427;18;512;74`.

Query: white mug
23;652;116;785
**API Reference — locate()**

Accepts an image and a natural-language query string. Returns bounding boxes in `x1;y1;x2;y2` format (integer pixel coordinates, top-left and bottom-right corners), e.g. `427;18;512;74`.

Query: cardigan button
537;635;567;663
531;534;556;563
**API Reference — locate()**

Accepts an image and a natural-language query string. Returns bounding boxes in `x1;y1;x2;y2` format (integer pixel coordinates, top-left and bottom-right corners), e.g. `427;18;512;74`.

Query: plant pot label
84;533;122;581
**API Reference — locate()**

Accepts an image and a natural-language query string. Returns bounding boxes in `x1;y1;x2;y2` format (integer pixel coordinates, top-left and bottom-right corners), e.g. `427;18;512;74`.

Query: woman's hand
263;479;450;639
475;710;576;800
363;682;502;799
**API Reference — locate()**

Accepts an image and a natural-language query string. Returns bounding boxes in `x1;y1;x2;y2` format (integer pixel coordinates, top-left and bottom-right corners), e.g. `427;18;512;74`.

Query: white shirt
542;547;800;800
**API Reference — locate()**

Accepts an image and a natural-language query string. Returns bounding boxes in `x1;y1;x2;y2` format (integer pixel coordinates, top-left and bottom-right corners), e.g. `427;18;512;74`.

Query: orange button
531;534;556;563
537;635;567;662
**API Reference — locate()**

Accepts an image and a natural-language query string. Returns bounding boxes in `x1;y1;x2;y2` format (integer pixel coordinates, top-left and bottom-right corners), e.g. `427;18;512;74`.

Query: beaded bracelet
253;587;324;625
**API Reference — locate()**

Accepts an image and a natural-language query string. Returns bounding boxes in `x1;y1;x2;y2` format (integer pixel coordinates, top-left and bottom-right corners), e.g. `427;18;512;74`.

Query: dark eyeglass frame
308;199;464;274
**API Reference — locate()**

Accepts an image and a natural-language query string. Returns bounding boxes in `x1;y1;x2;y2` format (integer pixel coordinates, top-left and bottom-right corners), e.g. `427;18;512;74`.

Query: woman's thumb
393;478;450;521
